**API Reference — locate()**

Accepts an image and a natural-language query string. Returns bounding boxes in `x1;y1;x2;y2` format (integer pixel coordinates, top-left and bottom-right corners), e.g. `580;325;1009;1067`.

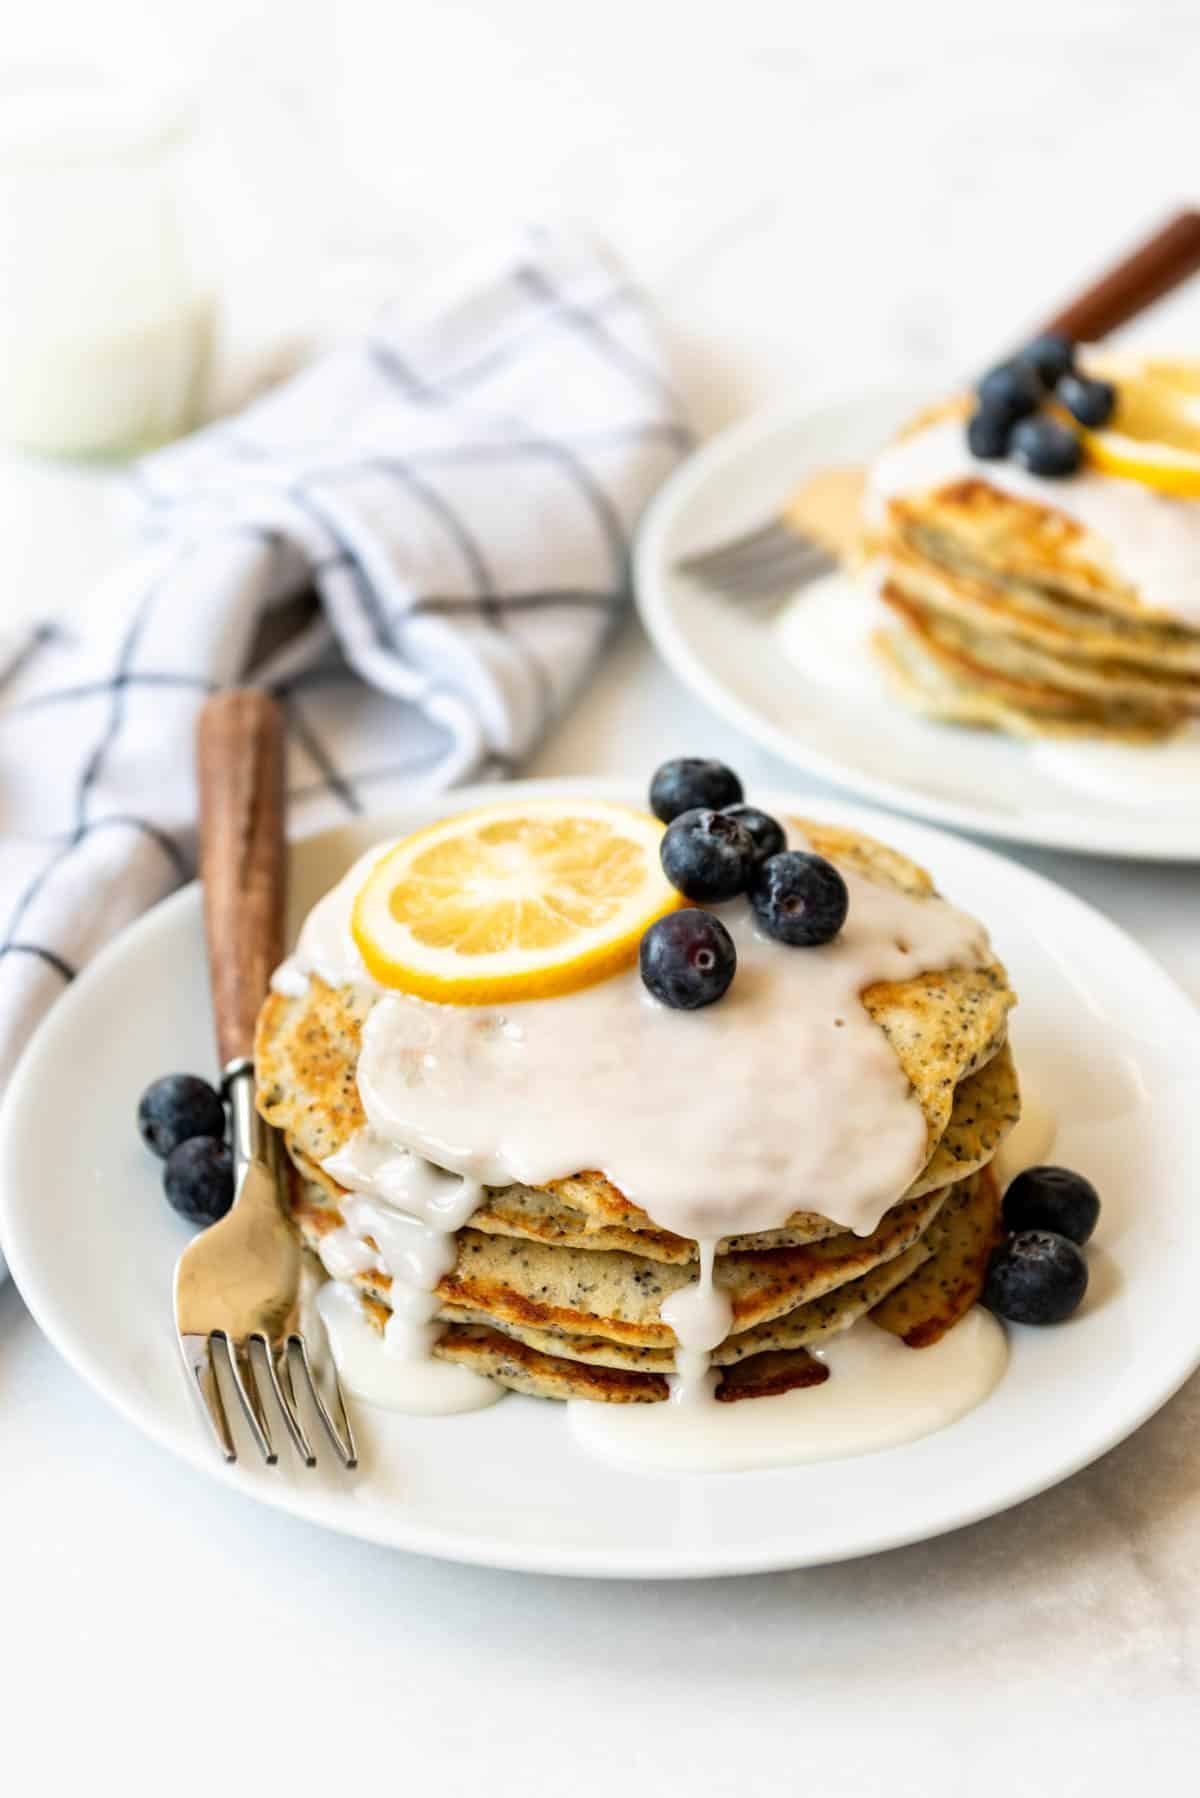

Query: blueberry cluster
966;332;1116;479
138;1073;234;1224
983;1164;1101;1325
641;758;849;1011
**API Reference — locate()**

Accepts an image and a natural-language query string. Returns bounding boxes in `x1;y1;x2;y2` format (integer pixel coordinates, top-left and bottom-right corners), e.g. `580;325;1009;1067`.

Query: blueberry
1056;372;1116;429
660;808;756;902
723;804;786;864
984;1229;1088;1324
750;851;848;946
976;360;1041;421
1019;331;1075;388
1002;1164;1100;1246
649;758;743;824
640;910;736;1010
163;1137;235;1226
138;1073;226;1159
1009;415;1082;478
966;406;1013;461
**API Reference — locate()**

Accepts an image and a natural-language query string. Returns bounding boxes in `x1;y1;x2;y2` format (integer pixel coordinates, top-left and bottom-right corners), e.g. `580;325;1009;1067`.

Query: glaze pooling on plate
567;1308;1008;1472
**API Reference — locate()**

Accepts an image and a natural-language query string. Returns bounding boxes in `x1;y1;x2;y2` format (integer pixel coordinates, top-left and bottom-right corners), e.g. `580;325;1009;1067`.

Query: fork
174;688;356;1469
676;208;1200;605
674;480;841;604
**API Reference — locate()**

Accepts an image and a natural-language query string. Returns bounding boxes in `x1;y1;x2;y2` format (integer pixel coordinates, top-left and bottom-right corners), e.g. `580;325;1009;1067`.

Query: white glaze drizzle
316;1135;496;1411
659;1238;731;1404
314;1224;380;1284
322;1133;483;1230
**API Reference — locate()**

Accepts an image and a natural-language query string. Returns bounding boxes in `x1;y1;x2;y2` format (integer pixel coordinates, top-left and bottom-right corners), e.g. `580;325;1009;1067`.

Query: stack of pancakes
255;820;1019;1405
869;399;1200;741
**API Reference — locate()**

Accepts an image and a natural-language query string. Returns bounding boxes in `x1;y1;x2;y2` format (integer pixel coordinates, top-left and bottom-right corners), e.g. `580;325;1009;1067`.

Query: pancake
434;1239;931;1370
710;1348;831;1402
432;1314;831;1404
871;1162;1002;1346
342;1167;993;1403
281;1040;1017;1264
872;613;1179;742
256;816;1017;1242
425;1309;672;1403
294;1183;946;1349
880;588;1190;725
884;533;1200;675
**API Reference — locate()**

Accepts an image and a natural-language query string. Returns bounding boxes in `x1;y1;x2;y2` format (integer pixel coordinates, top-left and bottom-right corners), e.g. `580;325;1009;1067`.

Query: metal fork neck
223;1056;268;1171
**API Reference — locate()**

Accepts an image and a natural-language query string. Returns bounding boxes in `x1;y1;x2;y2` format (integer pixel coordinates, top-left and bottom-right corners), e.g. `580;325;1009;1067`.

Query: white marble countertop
5;0;1200;1785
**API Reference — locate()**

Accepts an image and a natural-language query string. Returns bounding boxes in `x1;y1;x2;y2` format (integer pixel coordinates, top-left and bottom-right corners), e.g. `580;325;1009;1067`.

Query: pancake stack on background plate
255;819;1020;1404
867;364;1200;741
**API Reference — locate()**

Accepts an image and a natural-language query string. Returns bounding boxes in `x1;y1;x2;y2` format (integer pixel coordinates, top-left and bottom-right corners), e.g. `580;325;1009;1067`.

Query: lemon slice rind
351;798;683;1004
1081;352;1200;496
1084;431;1200;497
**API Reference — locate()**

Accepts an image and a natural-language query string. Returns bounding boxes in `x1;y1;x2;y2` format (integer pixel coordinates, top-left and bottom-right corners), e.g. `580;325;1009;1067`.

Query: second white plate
635;392;1200;860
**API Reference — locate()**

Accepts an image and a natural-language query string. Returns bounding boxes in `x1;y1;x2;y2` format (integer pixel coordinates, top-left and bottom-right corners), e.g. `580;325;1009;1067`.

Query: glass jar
0;65;215;458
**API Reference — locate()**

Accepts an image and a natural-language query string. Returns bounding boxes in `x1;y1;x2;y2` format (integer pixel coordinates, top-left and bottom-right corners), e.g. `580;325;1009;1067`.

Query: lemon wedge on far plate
351;798;683;1003
1083;354;1200;495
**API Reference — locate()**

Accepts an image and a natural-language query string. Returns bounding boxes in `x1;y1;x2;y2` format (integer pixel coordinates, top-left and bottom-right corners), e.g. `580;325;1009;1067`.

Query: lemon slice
1082;353;1200;495
351;798;683;1003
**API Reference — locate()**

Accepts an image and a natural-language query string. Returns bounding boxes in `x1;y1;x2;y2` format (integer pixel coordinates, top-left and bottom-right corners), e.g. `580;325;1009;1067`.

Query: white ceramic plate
3;779;1199;1578
635;393;1200;860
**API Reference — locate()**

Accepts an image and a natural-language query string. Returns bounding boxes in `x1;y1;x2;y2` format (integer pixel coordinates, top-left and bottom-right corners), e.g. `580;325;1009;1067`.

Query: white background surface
5;0;1200;1786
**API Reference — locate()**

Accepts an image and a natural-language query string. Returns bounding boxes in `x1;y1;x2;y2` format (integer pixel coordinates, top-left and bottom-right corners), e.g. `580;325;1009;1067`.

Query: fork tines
676;517;836;602
181;1330;357;1469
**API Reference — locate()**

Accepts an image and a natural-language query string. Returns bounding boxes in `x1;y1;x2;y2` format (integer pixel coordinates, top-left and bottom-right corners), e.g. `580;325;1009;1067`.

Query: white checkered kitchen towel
0;230;691;1089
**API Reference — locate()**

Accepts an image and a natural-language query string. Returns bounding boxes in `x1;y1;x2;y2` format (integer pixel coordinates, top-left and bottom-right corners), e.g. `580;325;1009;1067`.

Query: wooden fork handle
1037;208;1200;342
196;689;286;1069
